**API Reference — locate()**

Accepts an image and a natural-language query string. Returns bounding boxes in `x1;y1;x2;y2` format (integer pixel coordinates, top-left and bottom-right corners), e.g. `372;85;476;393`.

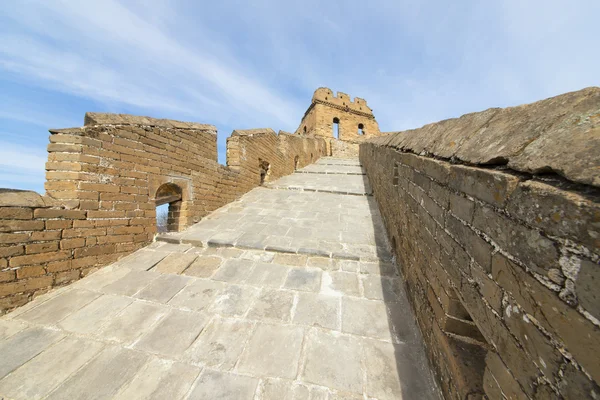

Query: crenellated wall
360;87;600;399
0;113;326;313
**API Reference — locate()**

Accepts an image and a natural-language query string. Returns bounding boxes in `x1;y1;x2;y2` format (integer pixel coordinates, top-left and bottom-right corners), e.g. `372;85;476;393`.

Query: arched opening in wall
303;126;307;134
440;287;489;397
259;158;271;185
358;123;365;136
294;155;299;170
155;183;183;233
310;153;313;162
332;117;340;139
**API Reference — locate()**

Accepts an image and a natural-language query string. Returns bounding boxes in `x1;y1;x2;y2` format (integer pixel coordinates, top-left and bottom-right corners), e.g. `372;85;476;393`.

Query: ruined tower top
310;87;375;116
294;88;382;152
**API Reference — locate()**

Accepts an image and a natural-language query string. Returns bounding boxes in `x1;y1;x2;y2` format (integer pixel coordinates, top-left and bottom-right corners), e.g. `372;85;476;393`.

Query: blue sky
1;0;598;193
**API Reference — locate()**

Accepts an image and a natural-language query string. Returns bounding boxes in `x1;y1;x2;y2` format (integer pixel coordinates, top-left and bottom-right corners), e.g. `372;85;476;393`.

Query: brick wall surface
360;87;600;399
0;113;326;313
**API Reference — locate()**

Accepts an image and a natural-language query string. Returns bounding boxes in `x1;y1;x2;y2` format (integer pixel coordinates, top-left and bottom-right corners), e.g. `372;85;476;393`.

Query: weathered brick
45;219;73;230
484;352;528;400
473;204;558;275
0;233;30;244
448;164;520;208
0;207;33;220
78;182;120;193
16;266;47;279
576;258;600;320
74;244;116;258
47;143;84;153
0;270;15;283
446;215;492;273
0;245;24;258
54;269;80;285
60;238;86;250
0;276;53;296
9;250;71;267
492;253;600;383
44;181;78;191
25;242;59;254
34;208;87;219
507;180;600;255
30;231;61;241
0;220;45;232
448;192;475;224
46;260;73;273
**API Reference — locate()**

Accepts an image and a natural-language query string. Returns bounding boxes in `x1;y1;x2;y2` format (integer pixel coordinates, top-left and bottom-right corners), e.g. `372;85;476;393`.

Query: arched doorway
155;183;183;233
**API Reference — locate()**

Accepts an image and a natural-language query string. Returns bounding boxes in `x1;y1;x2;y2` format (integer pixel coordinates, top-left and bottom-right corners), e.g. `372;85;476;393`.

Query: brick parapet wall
0;113;326;313
360;87;599;399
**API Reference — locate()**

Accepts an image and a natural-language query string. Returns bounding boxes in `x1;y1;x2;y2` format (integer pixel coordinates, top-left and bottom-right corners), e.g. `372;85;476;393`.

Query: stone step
155;234;392;263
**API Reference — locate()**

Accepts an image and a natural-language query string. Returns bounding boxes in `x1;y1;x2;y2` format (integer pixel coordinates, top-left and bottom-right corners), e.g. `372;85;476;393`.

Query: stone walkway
0;157;440;400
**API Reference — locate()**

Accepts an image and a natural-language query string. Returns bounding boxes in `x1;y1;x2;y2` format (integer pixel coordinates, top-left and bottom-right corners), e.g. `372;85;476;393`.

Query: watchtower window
303;126;307;134
358;123;364;135
333;117;340;139
294;155;299;170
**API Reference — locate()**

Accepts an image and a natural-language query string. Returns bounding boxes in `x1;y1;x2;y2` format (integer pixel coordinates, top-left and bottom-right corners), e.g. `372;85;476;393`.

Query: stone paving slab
0;157;440;400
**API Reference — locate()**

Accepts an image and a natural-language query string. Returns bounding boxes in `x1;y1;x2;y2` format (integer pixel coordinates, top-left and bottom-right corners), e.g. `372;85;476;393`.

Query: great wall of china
0;87;598;399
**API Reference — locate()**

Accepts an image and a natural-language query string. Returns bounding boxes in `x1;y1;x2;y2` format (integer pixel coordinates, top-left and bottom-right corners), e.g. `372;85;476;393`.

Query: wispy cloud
0;141;46;191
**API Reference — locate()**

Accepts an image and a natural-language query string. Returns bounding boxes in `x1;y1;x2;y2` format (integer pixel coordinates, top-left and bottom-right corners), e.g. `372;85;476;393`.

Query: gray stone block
17;289;101;325
113;359;200;400
0;327;64;380
0;337;104;400
293;293;340;330
58;294;132;334
247;289;294;322
101;270;159;297
135;274;192;303
134;309;207;357
284;268;322;292
97;301;168;344
302;329;363;393
212;259;254;283
237;323;304;379
152;253;198;274
186;317;253;369
188;370;258;400
209;284;259;317
168;279;224;312
46;345;148;400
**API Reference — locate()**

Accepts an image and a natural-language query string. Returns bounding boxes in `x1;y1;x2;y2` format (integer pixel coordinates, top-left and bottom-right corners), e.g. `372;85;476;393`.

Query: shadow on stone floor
364;173;442;400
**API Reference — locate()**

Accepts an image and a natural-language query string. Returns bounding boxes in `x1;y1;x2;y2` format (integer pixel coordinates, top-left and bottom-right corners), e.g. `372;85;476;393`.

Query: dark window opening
303;126;307;134
155;183;183;233
393;163;399;186
358;123;365;135
294;155;299;170
259;159;271;185
332;117;340;139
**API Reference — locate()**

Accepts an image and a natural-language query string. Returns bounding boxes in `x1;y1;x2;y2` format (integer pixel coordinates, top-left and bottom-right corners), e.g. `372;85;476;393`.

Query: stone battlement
83;112;216;131
311;87;374;115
